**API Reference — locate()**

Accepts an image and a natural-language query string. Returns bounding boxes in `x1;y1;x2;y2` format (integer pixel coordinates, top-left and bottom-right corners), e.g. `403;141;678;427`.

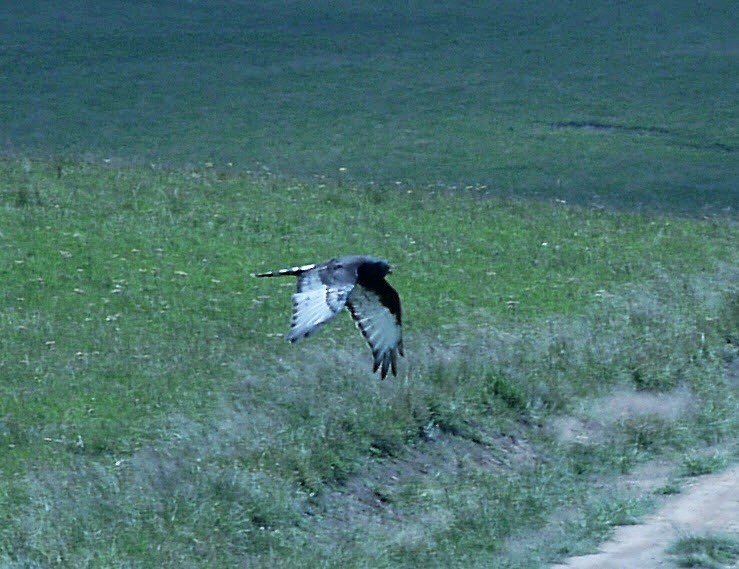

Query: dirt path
550;464;739;569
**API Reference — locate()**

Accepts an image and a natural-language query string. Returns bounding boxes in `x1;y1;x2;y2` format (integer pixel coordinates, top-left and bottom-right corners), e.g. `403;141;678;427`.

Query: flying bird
255;255;404;378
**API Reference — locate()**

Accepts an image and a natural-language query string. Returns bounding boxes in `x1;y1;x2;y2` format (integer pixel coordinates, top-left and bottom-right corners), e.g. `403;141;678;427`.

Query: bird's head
368;257;392;276
348;255;392;278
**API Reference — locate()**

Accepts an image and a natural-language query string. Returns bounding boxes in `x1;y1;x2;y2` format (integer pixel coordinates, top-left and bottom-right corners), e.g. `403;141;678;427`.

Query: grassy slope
0;159;736;567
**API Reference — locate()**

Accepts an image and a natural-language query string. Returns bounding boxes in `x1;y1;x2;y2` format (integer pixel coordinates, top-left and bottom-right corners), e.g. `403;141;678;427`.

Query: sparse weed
655;482;683;496
681;453;730;477
668;534;739;569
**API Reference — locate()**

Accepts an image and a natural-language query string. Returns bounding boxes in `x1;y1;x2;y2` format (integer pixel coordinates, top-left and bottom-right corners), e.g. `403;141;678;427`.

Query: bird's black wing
346;279;403;378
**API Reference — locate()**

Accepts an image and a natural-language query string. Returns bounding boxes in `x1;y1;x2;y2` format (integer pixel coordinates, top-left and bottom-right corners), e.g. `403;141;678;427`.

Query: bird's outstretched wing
287;282;354;342
347;280;403;379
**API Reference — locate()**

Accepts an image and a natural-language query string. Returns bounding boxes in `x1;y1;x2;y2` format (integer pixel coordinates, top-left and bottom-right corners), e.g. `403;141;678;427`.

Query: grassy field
0;158;736;567
1;1;737;566
2;1;736;213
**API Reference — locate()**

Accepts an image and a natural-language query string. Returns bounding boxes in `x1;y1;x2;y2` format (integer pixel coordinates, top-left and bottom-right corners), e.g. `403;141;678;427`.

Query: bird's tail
253;263;317;278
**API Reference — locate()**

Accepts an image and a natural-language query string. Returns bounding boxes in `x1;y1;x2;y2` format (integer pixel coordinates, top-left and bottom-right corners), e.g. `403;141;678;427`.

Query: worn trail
550;464;739;569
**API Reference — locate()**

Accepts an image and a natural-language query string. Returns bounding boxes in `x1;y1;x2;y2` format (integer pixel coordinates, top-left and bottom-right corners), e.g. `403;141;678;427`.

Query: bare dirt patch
545;386;697;446
319;428;537;521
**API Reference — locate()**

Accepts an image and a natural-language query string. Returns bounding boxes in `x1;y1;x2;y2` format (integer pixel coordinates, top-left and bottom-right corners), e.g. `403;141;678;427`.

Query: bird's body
255;255;404;378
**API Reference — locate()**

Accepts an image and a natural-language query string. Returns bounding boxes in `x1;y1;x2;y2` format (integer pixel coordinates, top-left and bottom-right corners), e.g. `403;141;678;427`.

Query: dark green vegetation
668;534;739;568
2;1;736;213
0;159;736;567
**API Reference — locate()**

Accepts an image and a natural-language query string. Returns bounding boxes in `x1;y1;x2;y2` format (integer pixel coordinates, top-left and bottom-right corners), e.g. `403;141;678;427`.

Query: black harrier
255;255;403;378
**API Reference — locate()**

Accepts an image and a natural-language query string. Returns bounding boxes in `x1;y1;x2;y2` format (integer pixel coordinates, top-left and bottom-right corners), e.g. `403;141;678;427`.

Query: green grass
2;1;737;213
0;158;737;567
681;452;730;477
1;4;736;565
668;534;739;569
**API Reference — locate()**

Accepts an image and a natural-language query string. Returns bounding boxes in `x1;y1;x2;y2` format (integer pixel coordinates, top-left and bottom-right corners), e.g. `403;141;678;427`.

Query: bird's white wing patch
347;284;403;378
295;266;322;292
287;285;353;342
